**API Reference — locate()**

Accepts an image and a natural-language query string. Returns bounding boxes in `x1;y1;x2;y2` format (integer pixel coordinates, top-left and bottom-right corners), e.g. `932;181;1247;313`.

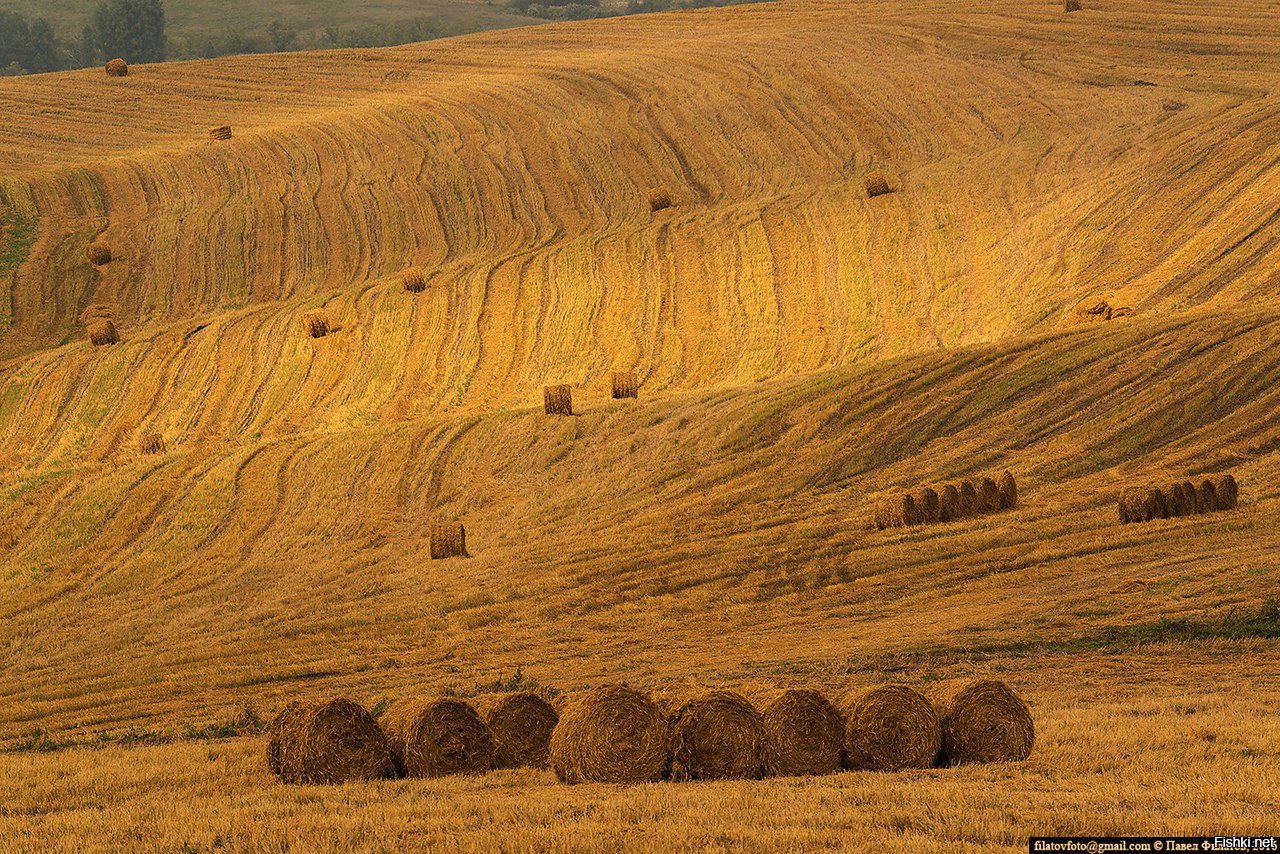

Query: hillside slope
0;0;1278;752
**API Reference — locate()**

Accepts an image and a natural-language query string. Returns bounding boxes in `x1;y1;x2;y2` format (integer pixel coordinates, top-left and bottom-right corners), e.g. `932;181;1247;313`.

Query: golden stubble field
1;0;1278;848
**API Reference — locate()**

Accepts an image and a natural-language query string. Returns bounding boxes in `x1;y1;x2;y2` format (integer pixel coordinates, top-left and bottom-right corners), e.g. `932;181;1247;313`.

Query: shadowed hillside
1;0;1278;848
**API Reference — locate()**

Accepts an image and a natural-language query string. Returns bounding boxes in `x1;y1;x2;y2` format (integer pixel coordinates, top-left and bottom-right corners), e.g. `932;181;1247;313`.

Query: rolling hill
1;0;1278;848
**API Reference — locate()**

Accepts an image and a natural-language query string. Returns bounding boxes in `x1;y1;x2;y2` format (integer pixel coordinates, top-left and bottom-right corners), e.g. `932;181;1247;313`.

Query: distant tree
0;11;61;74
85;0;166;64
266;20;298;53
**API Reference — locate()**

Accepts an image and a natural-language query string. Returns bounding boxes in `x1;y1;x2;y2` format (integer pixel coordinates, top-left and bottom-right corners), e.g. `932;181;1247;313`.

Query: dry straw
939;484;961;523
267;698;396;785
86;242;113;266
105;58;128;77
978;476;1001;513
138;432;166;455
647;188;673;213
1196;479;1217;515
401;268;426;294
612;371;639;400
208;125;233;141
914;487;941;524
1213;474;1238;510
429;522;468;559
864;173;892;198
471;691;560;769
958;480;980;516
749;688;843;778
544;384;573;416
381;698;495;778
842;685;941;771
87;319;119;346
658;688;764;781
934;679;1034;765
874;493;917;529
998;471;1017;510
303;311;331;339
549;685;668;784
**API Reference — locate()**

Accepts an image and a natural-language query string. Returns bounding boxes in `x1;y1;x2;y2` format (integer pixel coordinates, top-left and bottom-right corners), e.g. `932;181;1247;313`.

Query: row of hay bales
875;471;1017;530
1119;474;1238;523
267;679;1032;786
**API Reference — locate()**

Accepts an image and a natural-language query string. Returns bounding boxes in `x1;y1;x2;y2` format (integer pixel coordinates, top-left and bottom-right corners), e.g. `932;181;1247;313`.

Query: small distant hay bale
382;698;495;778
978;476;1001;513
302;311;331;339
934;679;1034;765
1212;474;1238;510
939;484;961;522
544;384;573;416
1064;0;1081;11
1119;487;1164;523
138;432;166;455
87;319;119;346
429;522;468;559
1196;479;1217;515
841;685;941;771
267;698;396;784
914;487;941;524
612;370;639;400
657;688;764;781
647;188;673;213
549;685;668;784
208;125;233;141
749;688;843;778
997;471;1017;510
105;58;128;77
471;691;559;769
86;242;113;266
401;267;426;293
864;173;892;198
958;480;980;517
1168;481;1194;517
874;492;917;530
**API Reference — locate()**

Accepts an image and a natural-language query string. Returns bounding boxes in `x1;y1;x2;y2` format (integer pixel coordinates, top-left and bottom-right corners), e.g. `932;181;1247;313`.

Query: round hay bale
138;432;166;455
1064;0;1081;11
429;522;468;559
958;480;980;517
997;471;1017;510
914;487;941;524
939;484;961;522
1213;474;1238;510
647;188;673;213
1196;479;1217;515
874;493;916;530
87;319;119;346
1119;487;1163;523
544;384;573;416
864;173;892;198
381;698;495;778
1167;481;1194;517
401;267;426;293
978;476;1001;513
841;685;940;772
471;691;559;769
749;688;843;777
105;58;128;77
268;698;395;785
934;679;1034;765
549;685;668;784
86;242;113;266
657;688;764;781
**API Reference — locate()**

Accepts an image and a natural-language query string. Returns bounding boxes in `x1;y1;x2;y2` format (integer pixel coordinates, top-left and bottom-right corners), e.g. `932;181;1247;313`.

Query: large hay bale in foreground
138;432;166;455
749;688;843;778
1196;479;1217;515
382;698;495;778
105;58;128;77
472;691;559;769
934;680;1034;765
874;493;917;530
612;370;638;400
914;487;941;524
864;173;892;198
939;484;961;522
549;685;668;784
208;125;233;141
303;311;331;339
267;698;395;784
401;268;426;294
647;188;673;213
429;522;468;559
1213;474;1238;510
87;319;119;346
997;471;1017;510
86;242;113;266
658;688;764;781
544;384;573;416
841;685;941;771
